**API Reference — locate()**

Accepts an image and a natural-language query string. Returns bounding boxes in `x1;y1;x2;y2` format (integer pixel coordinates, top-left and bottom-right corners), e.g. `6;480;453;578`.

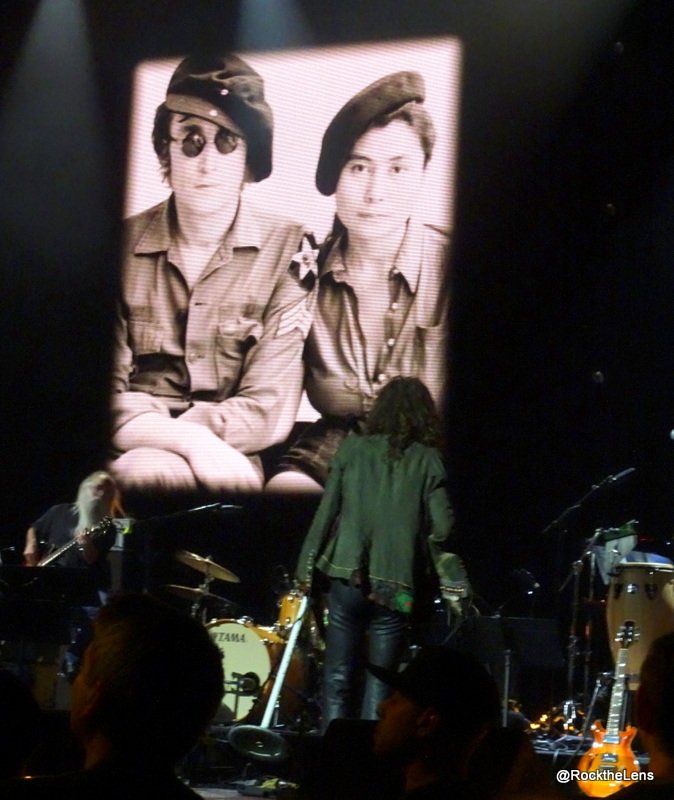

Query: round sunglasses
169;127;241;158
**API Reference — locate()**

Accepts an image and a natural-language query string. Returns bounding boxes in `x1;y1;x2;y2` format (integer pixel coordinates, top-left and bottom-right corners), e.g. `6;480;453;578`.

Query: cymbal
163;584;222;602
175;550;240;583
162;584;241;615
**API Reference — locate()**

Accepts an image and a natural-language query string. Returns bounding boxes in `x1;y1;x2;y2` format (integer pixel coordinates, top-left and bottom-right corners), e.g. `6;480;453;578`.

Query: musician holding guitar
24;471;122;568
22;471;125;679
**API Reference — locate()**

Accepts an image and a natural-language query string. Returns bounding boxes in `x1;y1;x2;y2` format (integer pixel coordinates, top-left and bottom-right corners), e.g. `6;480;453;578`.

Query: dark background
2;0;674;708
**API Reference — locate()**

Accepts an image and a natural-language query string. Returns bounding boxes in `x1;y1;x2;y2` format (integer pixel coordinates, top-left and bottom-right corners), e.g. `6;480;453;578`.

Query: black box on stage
455;616;564;669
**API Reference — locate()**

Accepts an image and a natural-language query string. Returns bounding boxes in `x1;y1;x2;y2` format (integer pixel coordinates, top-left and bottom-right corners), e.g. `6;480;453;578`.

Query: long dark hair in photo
365;376;442;458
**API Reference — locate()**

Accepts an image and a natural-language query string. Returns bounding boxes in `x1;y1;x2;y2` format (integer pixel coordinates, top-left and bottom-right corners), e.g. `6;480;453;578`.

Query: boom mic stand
543;467;635;734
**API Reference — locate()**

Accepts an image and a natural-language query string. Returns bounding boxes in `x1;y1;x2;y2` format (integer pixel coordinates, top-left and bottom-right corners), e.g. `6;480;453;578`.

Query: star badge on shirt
291;234;319;282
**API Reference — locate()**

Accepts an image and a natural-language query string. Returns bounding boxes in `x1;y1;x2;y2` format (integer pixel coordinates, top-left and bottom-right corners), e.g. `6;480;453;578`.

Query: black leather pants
321;579;407;730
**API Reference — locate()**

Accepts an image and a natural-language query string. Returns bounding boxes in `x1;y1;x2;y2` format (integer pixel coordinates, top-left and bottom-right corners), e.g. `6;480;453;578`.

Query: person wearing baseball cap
111;54;316;495
267;70;449;494
370;646;501;799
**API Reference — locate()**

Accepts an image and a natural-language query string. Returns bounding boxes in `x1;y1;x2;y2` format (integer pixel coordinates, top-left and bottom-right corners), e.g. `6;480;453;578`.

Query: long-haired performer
23;471;125;679
295;377;470;729
23;471;123;572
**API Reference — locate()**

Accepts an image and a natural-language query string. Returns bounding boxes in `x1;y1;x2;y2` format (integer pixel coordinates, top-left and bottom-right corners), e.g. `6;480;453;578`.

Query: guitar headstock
614;620;640;648
87;517;133;538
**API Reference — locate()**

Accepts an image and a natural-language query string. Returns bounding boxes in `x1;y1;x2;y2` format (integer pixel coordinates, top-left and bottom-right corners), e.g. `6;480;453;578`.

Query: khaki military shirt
304;220;449;418
112;196;315;454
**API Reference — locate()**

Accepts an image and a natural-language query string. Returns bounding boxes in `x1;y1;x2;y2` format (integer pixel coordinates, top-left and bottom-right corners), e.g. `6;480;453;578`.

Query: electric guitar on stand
577;621;641;797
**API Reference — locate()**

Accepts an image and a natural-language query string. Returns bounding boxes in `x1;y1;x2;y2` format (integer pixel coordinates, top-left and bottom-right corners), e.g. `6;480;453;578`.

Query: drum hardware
554;529;606;723
175;549;240;583
230;671;261;695
276;587;302;631
227;594;310;764
228;725;290;763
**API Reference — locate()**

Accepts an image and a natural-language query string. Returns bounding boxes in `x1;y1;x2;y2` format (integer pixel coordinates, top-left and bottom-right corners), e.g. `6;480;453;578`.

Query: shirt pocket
214;309;264;384
415;321;446;356
127;307;162;355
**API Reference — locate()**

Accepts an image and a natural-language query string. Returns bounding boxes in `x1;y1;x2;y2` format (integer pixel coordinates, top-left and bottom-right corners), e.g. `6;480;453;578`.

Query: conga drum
606;563;674;686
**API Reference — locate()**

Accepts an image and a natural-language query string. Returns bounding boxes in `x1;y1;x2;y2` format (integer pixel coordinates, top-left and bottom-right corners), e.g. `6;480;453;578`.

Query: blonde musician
23;471;124;679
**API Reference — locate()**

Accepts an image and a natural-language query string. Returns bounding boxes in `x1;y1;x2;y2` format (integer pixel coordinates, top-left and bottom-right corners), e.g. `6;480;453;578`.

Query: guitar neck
37;517;118;568
38;537;80;567
605;647;629;739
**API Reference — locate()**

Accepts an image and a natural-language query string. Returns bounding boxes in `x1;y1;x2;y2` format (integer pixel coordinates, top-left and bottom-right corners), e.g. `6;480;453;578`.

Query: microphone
112;518;134;535
231;672;260;695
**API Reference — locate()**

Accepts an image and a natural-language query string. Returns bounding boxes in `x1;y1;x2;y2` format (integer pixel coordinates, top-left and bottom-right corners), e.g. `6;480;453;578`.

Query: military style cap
165;54;273;182
315;71;426;196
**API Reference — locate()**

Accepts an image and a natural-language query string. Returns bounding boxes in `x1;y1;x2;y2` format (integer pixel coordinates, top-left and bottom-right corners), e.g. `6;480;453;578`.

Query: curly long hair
364;376;442;458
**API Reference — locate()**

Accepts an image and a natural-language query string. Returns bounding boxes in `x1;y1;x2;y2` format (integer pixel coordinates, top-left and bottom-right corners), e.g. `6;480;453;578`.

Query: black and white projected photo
109;38;462;497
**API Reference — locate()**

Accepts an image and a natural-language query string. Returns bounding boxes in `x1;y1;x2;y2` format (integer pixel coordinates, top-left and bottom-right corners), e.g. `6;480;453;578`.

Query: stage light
0;0;107;260
237;0;313;50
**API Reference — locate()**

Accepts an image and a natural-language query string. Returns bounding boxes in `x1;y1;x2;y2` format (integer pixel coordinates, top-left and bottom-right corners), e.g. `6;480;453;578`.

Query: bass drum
606;563;674;686
206;618;307;725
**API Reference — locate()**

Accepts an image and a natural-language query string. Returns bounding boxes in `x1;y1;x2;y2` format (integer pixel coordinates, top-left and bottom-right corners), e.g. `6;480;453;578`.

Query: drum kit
162;549;323;750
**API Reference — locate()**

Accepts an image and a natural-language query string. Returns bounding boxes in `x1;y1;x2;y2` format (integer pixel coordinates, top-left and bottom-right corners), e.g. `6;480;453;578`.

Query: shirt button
387;338;395;348
391;302;399;311
377;373;387;384
187;352;198;363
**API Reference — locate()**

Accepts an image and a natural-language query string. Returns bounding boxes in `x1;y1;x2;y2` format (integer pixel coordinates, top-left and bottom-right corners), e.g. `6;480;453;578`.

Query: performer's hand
75;530;89;546
75;529;99;565
441;583;471;626
23;527;39;566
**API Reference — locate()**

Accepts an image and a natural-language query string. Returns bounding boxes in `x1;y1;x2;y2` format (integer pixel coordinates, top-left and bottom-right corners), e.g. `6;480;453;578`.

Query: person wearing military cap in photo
111;54;317;495
266;71;449;494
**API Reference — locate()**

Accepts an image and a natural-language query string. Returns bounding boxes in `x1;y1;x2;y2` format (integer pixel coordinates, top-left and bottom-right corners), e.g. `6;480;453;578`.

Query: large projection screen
111;38;462;497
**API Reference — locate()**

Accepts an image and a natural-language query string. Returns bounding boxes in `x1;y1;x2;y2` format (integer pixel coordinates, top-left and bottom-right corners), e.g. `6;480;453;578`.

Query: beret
316;71;425;196
165;54;273;182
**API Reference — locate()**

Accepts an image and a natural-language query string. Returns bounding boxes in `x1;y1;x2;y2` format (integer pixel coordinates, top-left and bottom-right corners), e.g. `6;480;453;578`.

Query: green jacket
295;433;470;615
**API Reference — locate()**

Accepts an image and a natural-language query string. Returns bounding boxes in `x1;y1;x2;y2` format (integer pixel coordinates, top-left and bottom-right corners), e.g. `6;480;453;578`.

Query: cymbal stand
190;561;215;622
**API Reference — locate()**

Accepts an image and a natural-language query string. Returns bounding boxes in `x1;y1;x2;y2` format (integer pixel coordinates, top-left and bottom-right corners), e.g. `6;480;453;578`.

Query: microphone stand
543;467;635;734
